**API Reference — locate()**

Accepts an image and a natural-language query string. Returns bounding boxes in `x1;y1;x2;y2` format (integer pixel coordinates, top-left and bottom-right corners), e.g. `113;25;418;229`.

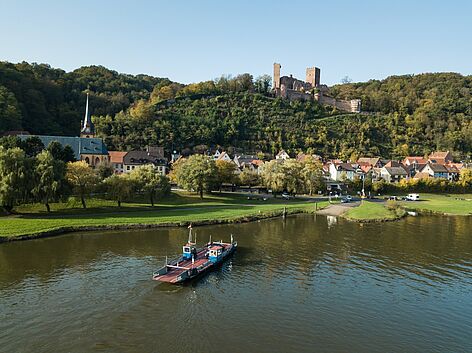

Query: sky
1;0;471;85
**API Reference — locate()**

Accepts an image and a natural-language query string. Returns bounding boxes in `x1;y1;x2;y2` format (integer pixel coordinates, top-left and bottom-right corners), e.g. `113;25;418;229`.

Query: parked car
385;196;400;201
406;193;420;201
346;195;352;201
340;197;350;203
281;192;291;200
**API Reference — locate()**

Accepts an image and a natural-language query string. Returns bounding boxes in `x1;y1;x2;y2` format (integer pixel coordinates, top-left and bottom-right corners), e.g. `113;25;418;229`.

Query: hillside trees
0;85;22;131
1;60;472;161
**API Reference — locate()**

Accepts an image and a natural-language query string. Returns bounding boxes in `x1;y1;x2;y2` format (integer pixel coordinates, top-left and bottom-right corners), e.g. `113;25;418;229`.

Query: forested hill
0;61;172;135
1;61;471;160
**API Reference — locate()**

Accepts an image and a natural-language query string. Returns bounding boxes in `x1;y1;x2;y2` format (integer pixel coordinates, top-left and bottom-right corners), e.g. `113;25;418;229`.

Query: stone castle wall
273;62;361;113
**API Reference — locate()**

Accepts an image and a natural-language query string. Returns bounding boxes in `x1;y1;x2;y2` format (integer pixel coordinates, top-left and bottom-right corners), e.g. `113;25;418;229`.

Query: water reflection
1;215;472;353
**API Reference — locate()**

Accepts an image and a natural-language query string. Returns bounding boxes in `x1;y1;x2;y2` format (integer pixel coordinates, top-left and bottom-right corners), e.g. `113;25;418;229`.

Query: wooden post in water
282;206;287;219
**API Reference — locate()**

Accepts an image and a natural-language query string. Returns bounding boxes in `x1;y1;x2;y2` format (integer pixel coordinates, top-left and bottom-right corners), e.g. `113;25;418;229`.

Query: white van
406;193;420;201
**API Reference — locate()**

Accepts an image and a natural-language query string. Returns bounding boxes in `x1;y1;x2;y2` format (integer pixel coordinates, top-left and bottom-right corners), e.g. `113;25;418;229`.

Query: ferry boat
152;226;237;284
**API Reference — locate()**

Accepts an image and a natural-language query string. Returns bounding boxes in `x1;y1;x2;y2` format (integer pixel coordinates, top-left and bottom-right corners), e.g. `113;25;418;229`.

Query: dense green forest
1;61;471;160
0;61;170;135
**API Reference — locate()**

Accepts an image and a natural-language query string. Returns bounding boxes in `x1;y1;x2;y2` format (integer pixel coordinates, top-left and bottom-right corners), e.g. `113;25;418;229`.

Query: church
18;93;110;167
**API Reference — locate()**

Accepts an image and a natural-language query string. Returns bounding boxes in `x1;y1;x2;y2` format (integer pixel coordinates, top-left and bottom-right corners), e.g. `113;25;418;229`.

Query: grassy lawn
344;201;398;221
0;192;328;239
399;193;472;215
14;192;255;215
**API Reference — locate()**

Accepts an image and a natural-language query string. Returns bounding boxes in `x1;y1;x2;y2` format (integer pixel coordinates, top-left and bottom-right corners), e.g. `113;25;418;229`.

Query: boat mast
188;224;193;244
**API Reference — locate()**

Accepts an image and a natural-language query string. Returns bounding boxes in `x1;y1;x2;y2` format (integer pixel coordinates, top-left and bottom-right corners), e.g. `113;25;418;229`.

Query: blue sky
1;0;471;85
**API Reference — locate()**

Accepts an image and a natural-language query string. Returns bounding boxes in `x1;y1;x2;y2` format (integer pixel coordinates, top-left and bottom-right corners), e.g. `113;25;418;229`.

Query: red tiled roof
429;151;450;158
360;165;372;173
357;157;380;166
108;151;127;164
404;156;427;164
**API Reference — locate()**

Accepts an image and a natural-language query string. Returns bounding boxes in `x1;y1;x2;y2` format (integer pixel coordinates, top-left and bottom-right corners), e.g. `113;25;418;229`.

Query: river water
1;215;472;353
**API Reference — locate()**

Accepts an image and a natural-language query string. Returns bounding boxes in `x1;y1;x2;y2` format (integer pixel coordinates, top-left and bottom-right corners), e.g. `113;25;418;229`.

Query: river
1;215;472;353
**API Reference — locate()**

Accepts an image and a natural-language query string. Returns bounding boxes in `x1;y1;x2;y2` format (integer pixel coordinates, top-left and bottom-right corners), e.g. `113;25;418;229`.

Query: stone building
272;63;361;113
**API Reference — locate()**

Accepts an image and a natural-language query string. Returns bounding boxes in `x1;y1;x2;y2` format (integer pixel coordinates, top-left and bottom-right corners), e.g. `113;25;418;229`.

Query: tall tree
65;161;98;209
47;141;77;163
215;160;237;191
103;174;135;207
283;160;305;195
301;157;324;195
129;165;170;206
0;147;30;212
22;136;45;157
254;75;272;94
96;163;114;180
260;160;286;197
175;155;217;198
239;169;260;190
32;150;66;212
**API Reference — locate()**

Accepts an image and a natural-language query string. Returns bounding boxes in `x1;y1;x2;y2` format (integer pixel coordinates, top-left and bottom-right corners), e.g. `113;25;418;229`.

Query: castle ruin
273;63;361;113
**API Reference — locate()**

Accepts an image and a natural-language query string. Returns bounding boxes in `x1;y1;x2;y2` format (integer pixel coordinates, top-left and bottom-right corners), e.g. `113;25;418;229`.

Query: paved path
316;202;360;216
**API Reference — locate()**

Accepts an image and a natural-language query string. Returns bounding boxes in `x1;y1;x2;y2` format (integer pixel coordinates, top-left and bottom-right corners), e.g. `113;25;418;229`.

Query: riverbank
342;193;472;222
0;192;328;242
399;193;472;215
343;200;405;222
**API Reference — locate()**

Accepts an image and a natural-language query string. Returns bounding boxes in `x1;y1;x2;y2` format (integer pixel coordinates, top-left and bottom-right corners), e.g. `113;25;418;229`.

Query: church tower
80;92;95;138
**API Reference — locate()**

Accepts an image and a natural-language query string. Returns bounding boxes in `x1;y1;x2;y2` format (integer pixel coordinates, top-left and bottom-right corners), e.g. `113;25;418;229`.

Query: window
127;166;130;170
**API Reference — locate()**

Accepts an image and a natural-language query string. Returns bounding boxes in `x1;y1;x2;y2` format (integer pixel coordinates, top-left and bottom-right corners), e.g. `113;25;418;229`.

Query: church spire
81;91;95;138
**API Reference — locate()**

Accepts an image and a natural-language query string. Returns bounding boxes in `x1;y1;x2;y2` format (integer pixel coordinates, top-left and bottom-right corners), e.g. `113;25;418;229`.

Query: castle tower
306;67;315;87
80;92;95;138
306;67;321;87
273;63;281;89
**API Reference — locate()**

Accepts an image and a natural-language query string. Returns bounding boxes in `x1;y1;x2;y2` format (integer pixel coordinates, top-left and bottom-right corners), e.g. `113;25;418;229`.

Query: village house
275;150;290;160
329;162;358;181
403;156;427;166
213;149;222;160
403;162;427;178
233;154;262;174
420;163;460;181
108;151;127;174
379;166;408;183
296;152;322;163
215;151;232;162
123;146;167;175
420;163;448;179
428;151;453;165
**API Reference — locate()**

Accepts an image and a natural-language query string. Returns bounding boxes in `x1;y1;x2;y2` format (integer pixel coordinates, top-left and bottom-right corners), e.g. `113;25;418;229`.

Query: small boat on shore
152;227;237;284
